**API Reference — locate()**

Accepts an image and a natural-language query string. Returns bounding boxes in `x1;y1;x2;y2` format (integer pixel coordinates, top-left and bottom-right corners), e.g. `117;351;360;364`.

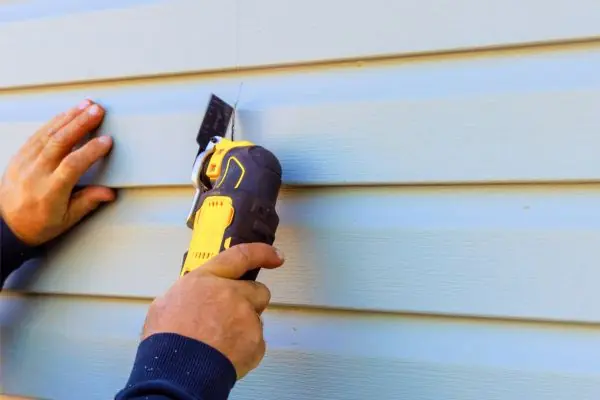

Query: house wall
2;1;600;399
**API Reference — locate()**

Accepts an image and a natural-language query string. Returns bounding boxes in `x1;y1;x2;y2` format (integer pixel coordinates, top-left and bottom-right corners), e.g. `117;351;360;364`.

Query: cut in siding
8;184;600;324
2;0;600;88
3;295;600;400
3;45;600;186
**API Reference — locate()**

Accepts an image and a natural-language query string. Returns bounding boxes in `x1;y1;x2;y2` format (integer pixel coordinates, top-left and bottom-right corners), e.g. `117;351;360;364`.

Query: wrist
116;333;237;400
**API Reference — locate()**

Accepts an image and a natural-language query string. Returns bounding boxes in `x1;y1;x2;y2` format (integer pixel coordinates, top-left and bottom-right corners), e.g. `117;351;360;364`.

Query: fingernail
274;247;285;262
78;99;90;110
97;135;111;145
88;104;100;115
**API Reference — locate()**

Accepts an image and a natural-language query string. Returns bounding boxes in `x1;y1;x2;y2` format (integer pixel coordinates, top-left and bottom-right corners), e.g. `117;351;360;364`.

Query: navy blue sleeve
0;217;42;288
115;333;237;400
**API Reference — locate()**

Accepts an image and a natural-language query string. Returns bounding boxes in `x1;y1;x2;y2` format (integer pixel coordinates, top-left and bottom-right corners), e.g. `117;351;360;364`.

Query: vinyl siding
3;0;600;88
9;184;600;323
2;1;600;400
4;46;600;186
4;295;600;400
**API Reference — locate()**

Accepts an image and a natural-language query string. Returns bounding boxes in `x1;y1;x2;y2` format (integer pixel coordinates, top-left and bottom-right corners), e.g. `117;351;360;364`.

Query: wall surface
2;1;600;399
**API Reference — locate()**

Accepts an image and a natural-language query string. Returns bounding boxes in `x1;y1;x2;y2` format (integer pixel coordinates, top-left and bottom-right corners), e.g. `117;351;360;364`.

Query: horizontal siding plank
7;185;600;323
0;1;237;89
237;0;600;67
3;1;600;88
3;46;600;186
3;296;600;400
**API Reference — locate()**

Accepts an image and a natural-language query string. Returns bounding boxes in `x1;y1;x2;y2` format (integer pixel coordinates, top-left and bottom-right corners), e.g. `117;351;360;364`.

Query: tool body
181;95;282;281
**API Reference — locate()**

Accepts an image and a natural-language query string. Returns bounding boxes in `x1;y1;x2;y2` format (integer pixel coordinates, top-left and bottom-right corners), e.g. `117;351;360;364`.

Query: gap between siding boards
4;290;600;331
1;35;600;94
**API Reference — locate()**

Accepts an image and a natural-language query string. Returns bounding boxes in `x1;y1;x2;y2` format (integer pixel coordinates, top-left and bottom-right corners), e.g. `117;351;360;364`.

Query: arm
115;333;236;400
115;243;285;400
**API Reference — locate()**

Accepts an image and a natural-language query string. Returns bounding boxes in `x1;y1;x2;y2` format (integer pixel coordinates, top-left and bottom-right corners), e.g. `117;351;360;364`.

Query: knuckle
232;243;252;265
236;299;255;317
221;284;237;300
45;114;66;135
48;131;70;148
264;287;272;305
255;282;271;304
56;115;88;141
59;155;81;175
44;128;57;138
215;281;239;302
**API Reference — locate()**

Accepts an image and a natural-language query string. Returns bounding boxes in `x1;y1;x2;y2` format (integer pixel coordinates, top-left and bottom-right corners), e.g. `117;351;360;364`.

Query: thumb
200;243;285;280
65;186;115;228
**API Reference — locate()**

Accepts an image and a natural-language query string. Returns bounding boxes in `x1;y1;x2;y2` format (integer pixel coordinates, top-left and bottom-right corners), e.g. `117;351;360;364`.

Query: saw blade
196;94;234;153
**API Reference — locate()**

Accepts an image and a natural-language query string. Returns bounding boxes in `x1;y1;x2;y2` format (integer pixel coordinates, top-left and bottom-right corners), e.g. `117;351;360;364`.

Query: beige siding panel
3;1;600;88
237;0;600;67
2;45;600;187
3;295;600;400
0;1;237;89
7;184;600;323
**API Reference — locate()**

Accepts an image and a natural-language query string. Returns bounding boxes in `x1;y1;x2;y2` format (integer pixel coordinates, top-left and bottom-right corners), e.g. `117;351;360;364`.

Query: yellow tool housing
181;138;282;280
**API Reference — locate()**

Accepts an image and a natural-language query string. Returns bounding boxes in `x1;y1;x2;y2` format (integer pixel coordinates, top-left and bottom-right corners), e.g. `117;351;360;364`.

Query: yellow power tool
180;94;282;281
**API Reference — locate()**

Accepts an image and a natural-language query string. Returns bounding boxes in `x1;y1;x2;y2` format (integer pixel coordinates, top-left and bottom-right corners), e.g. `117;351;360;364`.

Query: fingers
40;102;105;168
21;100;91;160
233;280;272;314
64;185;116;229
44;100;92;139
52;136;113;191
201;243;285;280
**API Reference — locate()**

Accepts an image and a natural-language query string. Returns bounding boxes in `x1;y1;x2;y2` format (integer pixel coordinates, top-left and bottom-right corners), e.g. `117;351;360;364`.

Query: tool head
196;94;234;153
191;94;234;189
186;95;234;228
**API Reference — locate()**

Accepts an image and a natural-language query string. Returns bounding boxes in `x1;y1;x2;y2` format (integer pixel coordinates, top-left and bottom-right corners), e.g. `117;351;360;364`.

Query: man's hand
142;243;285;379
0;99;115;246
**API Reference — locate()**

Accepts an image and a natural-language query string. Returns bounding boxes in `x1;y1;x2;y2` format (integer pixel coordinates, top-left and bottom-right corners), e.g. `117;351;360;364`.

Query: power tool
180;94;282;281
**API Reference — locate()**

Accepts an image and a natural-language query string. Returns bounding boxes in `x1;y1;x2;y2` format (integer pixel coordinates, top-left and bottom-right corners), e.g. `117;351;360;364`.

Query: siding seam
1;37;600;95
4;290;600;330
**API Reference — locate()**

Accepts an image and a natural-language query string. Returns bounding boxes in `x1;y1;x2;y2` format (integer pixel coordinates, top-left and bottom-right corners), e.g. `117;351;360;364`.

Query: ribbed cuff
117;333;237;400
0;218;42;285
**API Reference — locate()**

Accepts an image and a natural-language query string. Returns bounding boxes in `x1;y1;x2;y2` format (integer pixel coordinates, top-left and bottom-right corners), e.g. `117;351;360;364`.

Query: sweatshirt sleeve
0;218;42;288
114;333;237;400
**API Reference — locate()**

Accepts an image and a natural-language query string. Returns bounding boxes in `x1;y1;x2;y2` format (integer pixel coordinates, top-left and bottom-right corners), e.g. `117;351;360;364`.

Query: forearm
115;333;237;400
0;217;42;288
